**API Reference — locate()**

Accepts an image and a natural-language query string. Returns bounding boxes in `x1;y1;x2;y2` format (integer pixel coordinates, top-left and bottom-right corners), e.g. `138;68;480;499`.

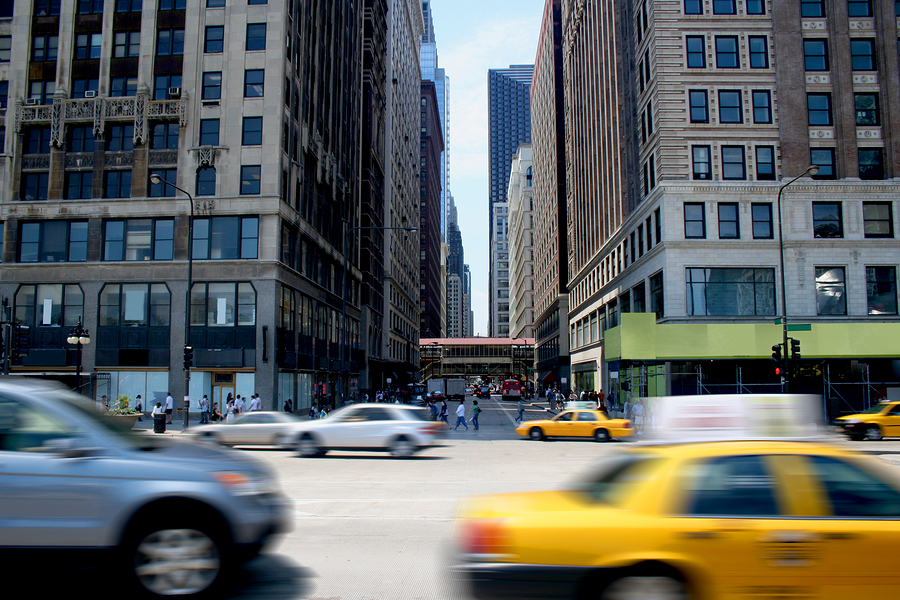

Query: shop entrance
212;373;235;411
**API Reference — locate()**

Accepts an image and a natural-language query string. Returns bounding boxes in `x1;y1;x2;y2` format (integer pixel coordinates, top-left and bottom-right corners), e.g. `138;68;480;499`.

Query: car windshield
51;392;163;450
577;453;661;506
859;404;892;414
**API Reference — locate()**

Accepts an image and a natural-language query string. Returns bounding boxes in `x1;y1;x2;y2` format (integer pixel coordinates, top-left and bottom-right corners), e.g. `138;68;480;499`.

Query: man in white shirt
454;402;468;430
165;393;174;424
199;395;210;423
249;394;261;411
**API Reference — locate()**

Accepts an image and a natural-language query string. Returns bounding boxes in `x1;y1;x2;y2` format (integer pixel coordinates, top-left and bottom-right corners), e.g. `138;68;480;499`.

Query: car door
546;412;576;436
575;411;598;437
878;403;900;437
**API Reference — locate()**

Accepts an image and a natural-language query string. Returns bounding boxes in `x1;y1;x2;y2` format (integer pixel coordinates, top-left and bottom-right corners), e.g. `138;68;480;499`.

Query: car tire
529;427;545;441
124;516;227;598
865;426;883;441
594;428;610;443
298;433;326;457
600;575;687;600
389;435;416;458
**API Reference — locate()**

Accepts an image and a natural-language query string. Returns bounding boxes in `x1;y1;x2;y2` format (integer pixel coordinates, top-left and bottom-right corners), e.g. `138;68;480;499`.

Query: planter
105;414;142;431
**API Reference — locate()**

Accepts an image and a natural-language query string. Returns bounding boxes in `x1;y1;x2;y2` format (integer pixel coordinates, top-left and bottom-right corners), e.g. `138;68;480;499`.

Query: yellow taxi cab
515;409;633;442
834;400;900;441
453;439;900;600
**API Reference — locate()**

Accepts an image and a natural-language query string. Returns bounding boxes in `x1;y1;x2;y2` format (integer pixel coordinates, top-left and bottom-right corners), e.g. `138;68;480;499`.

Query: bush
108;394;142;416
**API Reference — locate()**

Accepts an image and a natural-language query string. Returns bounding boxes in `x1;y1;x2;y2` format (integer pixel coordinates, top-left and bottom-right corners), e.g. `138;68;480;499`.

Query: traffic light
774;365;783;376
12;324;30;359
790;338;801;360
183;345;193;370
771;344;782;361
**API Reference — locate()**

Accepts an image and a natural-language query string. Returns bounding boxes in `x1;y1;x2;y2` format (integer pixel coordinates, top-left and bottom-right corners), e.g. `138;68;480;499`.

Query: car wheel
389;435;416;458
529;427;544;441
865;426;883;441
126;519;225;598
601;575;687;600
594;428;610;443
298;434;326;457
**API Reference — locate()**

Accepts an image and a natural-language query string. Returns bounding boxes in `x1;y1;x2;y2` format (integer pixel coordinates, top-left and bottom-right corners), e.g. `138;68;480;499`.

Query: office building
508;143;534;339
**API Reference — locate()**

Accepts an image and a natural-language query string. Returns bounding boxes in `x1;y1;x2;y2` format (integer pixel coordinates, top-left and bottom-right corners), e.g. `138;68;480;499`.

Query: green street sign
773;318;783;325
787;324;812;331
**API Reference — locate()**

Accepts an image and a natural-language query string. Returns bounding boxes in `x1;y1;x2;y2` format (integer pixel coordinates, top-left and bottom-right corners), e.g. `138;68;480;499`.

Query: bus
501;379;521;401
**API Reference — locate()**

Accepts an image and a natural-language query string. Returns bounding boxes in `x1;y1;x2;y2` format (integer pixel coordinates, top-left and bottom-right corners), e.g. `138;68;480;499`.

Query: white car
281;403;442;458
190;411;304;448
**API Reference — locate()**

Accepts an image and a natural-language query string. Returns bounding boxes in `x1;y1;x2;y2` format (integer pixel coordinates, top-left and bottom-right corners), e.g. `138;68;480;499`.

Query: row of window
685;35;769;70
14;216;259;263
683;0;887;18
690;144;886;182
571;272;666;348
37;0;267;17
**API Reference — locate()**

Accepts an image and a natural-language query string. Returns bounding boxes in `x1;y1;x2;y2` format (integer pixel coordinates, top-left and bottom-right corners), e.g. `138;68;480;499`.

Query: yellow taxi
453;439;900;600
515;409;633;442
834;401;900;441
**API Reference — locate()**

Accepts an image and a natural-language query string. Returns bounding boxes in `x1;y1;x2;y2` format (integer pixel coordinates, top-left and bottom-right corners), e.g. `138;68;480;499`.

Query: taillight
624;420;632;428
460;520;510;556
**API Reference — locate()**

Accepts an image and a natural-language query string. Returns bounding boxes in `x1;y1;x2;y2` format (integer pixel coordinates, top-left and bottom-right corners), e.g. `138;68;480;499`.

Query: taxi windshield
860;404;891;414
578;453;660;506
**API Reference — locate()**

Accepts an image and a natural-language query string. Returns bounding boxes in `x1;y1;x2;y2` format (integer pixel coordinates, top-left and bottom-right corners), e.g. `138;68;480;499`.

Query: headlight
842;419;861;425
213;471;279;496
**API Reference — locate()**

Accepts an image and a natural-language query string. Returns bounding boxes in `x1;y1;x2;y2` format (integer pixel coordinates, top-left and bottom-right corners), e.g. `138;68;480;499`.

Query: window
153;74;182;100
865;267;898;315
114;31;141;58
19;222;88;263
35;0;62;15
110;76;137;97
190;282;256;327
78;0;105;14
650;272;664;319
851;39;875;71
859;148;884;180
718;90;742;124
803;39;828;71
748;36;768;68
148;168;178;197
683;455;779;516
807;93;832;126
692;145;711;180
715;36;739;68
199;119;220;146
196;166;216;196
32;35;58;62
752;90;771;124
689;90;709;123
29;80;55;105
686;36;706;68
99;283;171;328
249;0;267;4
810;148;836;179
752;203;773;239
244;69;265;97
151;123;179;150
104;171;132;198
65;172;93;200
22;173;49;201
718;204;739;239
246;23;266;51
242;116;263;145
107;125;134;152
863;202;893;238
115;0;142;11
14;285;84;329
207;0;225;6
712;0;735;14
633;283;646;312
855;93;879;126
746;0;764;14
813;202;843;238
205;26;224;53
25;127;52;154
756;146;775;181
72;78;99;99
240;165;261;195
684;0;702;14
192;217;259;260
848;0;872;17
687;268;775;316
721;146;746;180
202;72;222;100
800;0;824;17
156;29;184;56
684;203;706;239
816;267;846;315
103;219;174;261
0;37;8;63
0;81;7;109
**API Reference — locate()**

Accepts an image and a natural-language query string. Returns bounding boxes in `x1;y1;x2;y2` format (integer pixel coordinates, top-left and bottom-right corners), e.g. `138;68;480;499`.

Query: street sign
773;318;783;325
787;324;812;331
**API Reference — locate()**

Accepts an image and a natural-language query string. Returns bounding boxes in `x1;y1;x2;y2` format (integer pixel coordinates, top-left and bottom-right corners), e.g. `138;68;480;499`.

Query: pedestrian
439;400;449;428
225;399;236;423
135;395;143;421
376;390;384;402
234;395;243;414
320;405;328;419
454;401;468;430
284;398;293;413
199;394;210;424
211;402;223;422
309;402;317;419
250;393;261;411
152;401;163;417
428;400;438;421
471;400;481;430
165;392;174;424
516;397;524;423
632;398;645;435
623;396;632;421
101;395;109;411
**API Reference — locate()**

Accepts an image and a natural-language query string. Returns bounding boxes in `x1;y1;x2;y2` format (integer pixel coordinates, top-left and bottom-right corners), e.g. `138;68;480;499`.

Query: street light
149;172;194;430
777;165;818;392
340;225;418;402
67;316;91;395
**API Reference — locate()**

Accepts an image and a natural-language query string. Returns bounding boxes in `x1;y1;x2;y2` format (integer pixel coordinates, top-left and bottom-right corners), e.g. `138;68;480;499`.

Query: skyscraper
420;1;451;241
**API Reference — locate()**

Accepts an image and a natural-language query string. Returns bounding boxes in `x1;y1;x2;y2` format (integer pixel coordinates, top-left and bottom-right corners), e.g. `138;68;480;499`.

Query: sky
429;0;546;336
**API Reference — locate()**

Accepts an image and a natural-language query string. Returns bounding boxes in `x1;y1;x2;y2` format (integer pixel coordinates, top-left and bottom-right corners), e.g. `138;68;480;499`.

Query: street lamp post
340;225;417;402
67;316;91;396
776;165;818;392
150;173;194;430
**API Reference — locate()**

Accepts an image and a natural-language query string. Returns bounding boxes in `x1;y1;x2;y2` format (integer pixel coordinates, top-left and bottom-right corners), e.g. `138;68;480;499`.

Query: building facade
508;143;534;339
419;80;444;338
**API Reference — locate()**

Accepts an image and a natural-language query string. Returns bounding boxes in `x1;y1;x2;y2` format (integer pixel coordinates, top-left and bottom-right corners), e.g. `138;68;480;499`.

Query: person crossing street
454;401;468;430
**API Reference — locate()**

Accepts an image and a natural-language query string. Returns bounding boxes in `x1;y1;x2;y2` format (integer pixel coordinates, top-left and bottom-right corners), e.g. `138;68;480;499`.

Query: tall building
488;64;532;337
0;2;427;411
531;0;569;387
446;195;465;337
508;144;534;339
419;80;444;338
463;263;473;337
554;0;900;411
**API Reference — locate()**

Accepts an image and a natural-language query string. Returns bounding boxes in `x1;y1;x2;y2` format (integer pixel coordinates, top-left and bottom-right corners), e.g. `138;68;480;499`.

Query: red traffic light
775;366;783;376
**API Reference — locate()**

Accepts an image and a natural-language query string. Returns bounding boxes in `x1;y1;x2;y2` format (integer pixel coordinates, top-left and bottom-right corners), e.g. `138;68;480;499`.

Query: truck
426;378;468;400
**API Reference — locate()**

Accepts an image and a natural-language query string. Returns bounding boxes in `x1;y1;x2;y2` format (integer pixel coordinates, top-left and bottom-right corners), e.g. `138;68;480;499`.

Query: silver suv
0;378;288;597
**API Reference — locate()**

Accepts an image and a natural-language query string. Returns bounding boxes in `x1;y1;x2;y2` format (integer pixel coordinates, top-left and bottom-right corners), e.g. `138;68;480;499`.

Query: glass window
190;282;256;326
682;455;780;516
75;33;103;60
721;146;746;180
687;268;775;316
752;203;773;239
748;36;768;68
246;23;266;51
718;203;739;239
153;75;182;100
196;167;216;196
848;0;872;17
104;170;132;199
19;222;89;263
804;39;828;71
115;0;141;11
199;119;220;146
867;267;898;315
859;148;884;180
851;39;875;71
815;267;846;315
151;123;179;150
240;166;261;195
756;146;775;181
78;0;105;14
192;216;259;259
811;148;836;179
651;272;664;318
114;31;141;57
855;93;879;126
99;283;171;328
244;69;265;97
65;172;93;200
0;81;8;109
158;0;186;8
22;173;49;202
746;0;764;14
684;0;702;14
205;26;224;53
686;36;706;68
103;219;175;261
800;0;824;17
35;0;63;15
107;125;134;152
718;90;742;124
715;36;739;68
684;203;706;239
712;0;735;14
202;72;222;100
863;202;893;238
29;80;55;105
752;90;771;124
207;0;225;6
32;35;58;62
72;78;100;99
813;202;842;238
0;36;9;62
110;77;137;98
156;29;184;56
242;117;263;145
26;127;52;154
689;90;708;123
15;284;83;328
807;93;832;126
692;145;711;180
148;168;177;198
